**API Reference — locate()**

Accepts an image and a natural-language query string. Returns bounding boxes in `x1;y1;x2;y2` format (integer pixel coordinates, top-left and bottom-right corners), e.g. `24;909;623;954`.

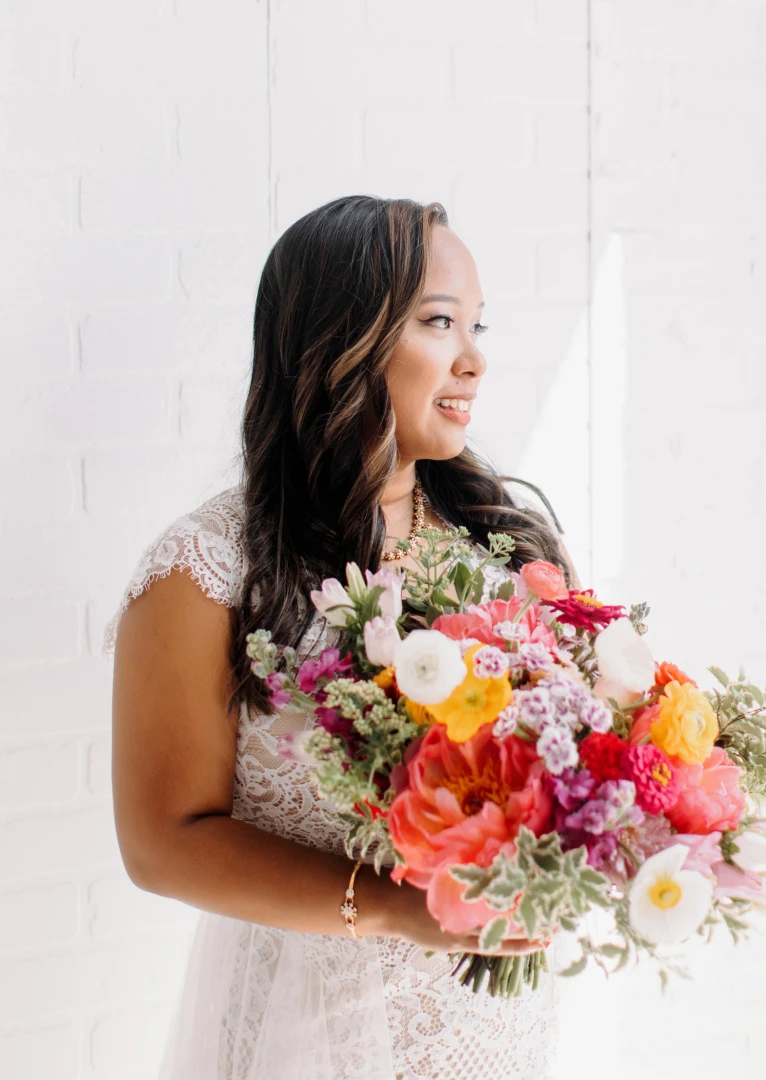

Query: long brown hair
230;196;572;714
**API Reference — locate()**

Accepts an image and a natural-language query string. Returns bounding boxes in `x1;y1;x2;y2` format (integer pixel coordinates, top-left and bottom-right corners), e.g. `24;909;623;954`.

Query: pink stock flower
666;747;746;835
388;723;553;933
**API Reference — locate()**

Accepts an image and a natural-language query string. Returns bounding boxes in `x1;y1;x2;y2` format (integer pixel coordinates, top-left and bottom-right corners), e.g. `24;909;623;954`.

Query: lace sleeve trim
102;487;247;657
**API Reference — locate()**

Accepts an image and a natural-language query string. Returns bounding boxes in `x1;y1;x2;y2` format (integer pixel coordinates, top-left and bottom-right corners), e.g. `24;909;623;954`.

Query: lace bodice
105;487;557;1080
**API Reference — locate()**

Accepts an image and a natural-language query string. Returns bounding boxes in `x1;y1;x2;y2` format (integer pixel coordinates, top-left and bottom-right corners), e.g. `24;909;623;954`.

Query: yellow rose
427;644;512;743
650;681;719;764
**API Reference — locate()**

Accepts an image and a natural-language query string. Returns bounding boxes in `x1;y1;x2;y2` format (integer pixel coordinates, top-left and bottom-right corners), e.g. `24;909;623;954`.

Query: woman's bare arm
111;569;543;955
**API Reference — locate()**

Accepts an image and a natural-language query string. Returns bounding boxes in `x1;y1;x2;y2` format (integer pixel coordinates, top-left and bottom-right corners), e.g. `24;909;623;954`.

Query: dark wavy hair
229;195;572;714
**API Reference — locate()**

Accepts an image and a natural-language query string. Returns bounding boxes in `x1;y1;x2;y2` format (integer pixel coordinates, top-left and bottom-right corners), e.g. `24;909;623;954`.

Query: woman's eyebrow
421;293;485;308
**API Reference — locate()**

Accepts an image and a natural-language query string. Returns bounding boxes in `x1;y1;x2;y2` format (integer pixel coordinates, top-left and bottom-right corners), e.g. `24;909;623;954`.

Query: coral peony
519;560;569;601
388;723;553;933
654;661;697;689
666;747;746;835
650;681;718;765
427;644;512;743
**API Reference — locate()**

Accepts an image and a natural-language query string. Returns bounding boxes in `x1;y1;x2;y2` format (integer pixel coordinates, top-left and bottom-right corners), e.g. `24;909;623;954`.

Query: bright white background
1;1;765;1077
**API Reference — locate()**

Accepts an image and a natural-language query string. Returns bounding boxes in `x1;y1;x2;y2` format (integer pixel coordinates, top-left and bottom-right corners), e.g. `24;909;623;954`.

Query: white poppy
393;629;465;705
310;578;355;627
629;845;713;944
364;615;401;668
594;618;655;698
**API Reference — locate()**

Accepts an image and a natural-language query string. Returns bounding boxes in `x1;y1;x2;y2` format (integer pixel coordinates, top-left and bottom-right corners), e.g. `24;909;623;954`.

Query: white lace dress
104;486;558;1080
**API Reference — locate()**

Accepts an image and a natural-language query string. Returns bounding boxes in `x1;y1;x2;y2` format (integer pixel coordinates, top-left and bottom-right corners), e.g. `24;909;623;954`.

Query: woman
106;196;580;1079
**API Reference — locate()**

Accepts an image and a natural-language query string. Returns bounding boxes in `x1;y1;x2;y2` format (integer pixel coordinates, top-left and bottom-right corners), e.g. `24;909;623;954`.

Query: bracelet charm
340;859;363;938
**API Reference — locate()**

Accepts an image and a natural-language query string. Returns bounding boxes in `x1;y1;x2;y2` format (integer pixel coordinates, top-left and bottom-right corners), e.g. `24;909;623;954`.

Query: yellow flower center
464;688;488;711
572;592;604;609
648;877;682;910
443;758;507;816
651;762;672;788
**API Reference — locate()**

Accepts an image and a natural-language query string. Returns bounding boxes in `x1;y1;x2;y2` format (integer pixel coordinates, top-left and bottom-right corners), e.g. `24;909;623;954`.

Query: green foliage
707;665;766;796
449;827;612;942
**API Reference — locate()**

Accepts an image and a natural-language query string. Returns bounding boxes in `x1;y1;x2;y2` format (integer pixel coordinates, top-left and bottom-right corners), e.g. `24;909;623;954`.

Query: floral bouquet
246;523;766;997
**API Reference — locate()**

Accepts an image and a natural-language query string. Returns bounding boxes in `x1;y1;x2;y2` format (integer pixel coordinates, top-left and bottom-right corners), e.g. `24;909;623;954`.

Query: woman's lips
434;401;472;425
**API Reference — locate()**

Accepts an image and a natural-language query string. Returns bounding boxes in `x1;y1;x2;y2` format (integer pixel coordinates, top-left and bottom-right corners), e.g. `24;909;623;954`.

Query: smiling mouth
434;397;473;424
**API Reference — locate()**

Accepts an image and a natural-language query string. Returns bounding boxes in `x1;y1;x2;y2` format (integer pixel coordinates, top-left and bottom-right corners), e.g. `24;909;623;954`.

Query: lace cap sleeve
102;487;247;657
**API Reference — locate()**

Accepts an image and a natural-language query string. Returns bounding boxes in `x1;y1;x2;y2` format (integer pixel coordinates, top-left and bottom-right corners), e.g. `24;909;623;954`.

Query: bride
106;195;580;1080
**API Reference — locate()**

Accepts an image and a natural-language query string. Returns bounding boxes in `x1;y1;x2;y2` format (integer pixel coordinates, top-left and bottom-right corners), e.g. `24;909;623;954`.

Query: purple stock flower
550;767;597;811
565;799;613;836
536;725;578;775
586;832;620;869
519;642;556;672
516;687;556;730
580;698;613;734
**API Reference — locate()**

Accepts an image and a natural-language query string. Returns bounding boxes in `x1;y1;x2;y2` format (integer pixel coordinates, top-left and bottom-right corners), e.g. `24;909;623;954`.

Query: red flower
620;744;679;814
578;732;625;781
545;590;626;632
353;797;388;820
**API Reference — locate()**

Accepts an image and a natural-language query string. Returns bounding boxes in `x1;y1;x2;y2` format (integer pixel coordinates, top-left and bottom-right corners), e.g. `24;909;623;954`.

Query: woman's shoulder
102;485;247;656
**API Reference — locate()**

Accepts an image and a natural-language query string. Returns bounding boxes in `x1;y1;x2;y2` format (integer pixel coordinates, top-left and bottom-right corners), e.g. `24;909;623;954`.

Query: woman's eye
426;315;453;329
472;322;489;336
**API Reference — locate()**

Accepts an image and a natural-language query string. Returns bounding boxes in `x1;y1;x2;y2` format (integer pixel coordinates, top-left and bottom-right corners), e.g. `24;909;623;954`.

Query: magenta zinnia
545;589;626;631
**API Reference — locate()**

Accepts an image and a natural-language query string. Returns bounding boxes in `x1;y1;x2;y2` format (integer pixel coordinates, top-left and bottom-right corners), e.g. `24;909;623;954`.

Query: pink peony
388;723;553;933
433;598;558;654
665;747;746;835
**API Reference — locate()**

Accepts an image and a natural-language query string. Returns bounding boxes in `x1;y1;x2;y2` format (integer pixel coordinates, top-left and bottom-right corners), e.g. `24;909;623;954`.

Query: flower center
648;877;682;910
690;709;706;734
444;759;507;816
651;762;672;788
572;592;604;609
464;687;488;711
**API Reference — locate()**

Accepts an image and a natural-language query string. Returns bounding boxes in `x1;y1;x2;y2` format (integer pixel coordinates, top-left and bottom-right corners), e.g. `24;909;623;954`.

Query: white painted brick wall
1;1;764;1077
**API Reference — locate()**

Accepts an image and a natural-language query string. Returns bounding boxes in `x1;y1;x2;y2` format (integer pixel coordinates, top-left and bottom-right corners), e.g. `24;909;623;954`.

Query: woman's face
386;224;488;465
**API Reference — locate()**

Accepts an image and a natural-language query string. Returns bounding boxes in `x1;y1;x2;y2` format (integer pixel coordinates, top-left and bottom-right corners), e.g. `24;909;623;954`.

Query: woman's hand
358;874;546;957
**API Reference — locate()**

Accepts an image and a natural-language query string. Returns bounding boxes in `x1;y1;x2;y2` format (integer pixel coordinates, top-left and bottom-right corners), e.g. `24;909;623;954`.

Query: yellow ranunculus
372;666;396;690
427;644;512;743
404;699;434;726
650;681;719;764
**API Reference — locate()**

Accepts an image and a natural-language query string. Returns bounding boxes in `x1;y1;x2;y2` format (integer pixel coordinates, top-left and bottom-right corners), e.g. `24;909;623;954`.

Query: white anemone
392;629;465;705
629;845;713;944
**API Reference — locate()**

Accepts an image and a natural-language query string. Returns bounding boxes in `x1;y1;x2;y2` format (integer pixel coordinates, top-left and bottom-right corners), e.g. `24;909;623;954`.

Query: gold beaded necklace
381;478;426;561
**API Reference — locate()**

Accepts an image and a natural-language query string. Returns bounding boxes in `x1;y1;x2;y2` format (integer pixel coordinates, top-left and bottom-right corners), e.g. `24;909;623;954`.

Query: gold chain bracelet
340;859;363;938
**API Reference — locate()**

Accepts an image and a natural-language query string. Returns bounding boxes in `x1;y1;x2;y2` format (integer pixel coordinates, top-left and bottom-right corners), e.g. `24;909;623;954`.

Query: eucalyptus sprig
707;665;766;797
